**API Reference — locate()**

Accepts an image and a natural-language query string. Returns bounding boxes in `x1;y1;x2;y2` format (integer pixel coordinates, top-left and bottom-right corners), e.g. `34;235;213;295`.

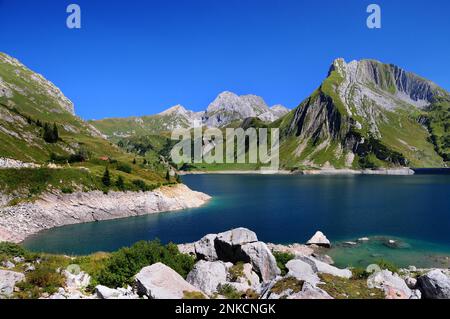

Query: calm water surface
23;174;450;267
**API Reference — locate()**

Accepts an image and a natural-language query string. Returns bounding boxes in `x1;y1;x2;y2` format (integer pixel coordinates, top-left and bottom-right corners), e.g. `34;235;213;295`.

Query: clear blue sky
1;0;449;119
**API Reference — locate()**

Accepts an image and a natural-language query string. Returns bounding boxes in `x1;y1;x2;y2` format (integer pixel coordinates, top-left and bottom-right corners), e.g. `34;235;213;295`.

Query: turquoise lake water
23;174;450;268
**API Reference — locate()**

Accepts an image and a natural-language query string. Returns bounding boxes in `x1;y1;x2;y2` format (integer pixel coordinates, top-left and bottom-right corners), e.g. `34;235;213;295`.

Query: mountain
276;58;449;169
202;91;289;127
90;92;289;139
91;105;204;139
0;52;167;194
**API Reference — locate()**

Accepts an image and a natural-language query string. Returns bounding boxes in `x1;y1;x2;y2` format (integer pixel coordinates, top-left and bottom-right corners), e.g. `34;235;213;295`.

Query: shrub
270;277;304;295
217;284;242;299
24;265;65;294
95;240;195;288
376;260;399;273
0;242;27;258
61;187;74;194
183;291;206;299
132;179;149;192
351;267;371;279
228;262;245;282
116;163;132;174
115;176;125;191
273;252;295;276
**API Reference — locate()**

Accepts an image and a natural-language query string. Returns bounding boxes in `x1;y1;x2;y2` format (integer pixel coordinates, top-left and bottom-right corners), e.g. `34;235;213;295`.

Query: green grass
270;277;304;295
0;53;169;196
273;252;295;276
318;274;384;299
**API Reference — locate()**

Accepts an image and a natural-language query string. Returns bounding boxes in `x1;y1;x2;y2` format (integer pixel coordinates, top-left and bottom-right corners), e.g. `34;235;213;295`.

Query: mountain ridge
90;91;290;138
276;58;449;169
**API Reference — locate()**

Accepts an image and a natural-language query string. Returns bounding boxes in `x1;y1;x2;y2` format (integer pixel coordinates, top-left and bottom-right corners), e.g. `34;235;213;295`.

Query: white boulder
306;231;331;248
135;263;206;299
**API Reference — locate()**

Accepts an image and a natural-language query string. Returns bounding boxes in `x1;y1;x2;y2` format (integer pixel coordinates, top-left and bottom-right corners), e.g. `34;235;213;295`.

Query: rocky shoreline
0;184;211;243
2;228;449;300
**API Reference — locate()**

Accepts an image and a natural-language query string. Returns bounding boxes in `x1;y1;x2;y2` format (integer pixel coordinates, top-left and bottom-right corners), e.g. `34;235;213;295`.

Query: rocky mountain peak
159;104;189;116
328;58;443;110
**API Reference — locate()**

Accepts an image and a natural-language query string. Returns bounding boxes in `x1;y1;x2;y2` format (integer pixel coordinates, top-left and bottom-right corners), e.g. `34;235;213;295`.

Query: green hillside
0;52;172;200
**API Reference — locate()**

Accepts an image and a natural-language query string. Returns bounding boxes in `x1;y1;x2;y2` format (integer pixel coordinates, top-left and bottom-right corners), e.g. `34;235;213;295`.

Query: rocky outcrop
0;270;25;298
417;270;450;299
191;228;280;283
135;263;206;299
194;234;219;261
0;157;40;169
214;228;258;262
95;285;138;299
306;231;331;248
0;184;211;243
240;242;280;282
367;270;418;299
186;260;230;295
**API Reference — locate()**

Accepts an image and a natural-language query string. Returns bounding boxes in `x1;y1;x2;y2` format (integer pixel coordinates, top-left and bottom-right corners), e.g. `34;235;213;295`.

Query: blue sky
1;0;449;119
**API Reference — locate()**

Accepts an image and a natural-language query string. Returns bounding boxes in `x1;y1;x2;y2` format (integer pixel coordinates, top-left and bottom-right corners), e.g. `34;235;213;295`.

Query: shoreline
0;184;211;244
179;167;416;176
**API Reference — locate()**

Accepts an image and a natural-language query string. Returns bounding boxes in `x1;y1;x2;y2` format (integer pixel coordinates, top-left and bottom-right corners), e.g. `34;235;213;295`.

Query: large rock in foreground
367;270;416;299
214;228;258;262
417;269;450;299
0;270;25;298
186;261;229;295
194;234;218;261
135;263;205;299
241;242;280;282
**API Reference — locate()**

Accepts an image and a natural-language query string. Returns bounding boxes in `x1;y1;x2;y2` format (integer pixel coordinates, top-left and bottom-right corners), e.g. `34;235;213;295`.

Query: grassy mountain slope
276;59;448;170
0;52;170;198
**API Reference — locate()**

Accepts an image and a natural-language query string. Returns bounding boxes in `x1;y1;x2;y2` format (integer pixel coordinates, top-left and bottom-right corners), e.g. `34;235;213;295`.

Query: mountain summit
92;91;289;137
277;58;449;169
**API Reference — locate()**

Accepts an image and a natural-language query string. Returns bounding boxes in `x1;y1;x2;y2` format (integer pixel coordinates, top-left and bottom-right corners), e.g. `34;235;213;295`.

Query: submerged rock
306;231;331;248
417;269;450;299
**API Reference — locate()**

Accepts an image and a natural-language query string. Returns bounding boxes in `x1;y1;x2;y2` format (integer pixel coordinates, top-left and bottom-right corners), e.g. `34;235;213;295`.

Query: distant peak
159;104;189;116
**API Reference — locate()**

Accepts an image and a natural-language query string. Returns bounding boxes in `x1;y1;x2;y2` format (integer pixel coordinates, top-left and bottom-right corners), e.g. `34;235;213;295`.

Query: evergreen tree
132;158;137;165
52;123;59;141
115;175;125;191
175;174;182;183
143;159;148;165
165;170;171;181
102;167;111;187
43;122;58;143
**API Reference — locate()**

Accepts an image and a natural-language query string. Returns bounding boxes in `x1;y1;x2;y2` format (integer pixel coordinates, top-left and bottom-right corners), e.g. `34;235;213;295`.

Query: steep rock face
279;58;449;169
203;91;272;127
